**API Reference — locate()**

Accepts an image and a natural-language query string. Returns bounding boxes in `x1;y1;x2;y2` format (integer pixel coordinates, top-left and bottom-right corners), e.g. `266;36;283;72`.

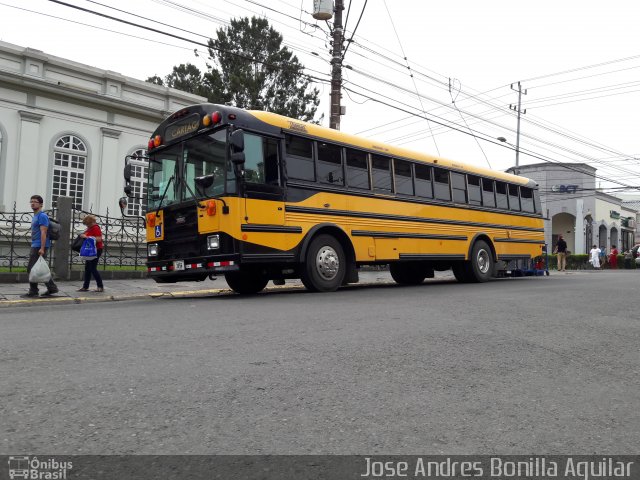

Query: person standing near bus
554;235;568;272
609;245;619;269
22;195;59;297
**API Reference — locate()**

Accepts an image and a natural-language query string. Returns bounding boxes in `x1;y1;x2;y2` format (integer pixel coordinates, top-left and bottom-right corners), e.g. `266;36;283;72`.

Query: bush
545;253;637;270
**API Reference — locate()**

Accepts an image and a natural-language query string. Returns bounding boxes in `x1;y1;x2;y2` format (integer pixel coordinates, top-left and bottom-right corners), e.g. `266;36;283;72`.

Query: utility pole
510;81;527;169
329;0;344;130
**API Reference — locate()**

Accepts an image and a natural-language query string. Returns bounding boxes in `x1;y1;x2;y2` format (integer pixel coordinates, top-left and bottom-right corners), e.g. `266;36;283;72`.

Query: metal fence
0;202;145;272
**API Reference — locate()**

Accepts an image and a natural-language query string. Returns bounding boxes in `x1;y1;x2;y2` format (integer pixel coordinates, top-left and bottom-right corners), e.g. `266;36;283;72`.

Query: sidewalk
0;270;400;308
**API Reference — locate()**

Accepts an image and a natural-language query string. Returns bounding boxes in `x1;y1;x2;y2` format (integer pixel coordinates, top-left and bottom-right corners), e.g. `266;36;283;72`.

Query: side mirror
124;163;133;182
118;197;128;213
195;174;215;189
124;185;133;197
230;129;245;153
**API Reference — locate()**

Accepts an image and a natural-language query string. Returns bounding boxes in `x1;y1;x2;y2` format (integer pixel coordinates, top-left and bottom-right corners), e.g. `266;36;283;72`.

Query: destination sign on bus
165;114;200;140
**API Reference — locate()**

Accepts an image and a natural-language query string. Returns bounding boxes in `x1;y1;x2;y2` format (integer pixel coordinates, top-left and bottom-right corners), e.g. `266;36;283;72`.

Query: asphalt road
1;271;638;454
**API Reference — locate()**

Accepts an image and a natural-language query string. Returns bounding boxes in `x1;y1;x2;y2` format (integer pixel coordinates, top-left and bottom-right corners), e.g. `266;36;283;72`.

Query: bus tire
225;270;269;294
301;234;346;292
467;240;494;283
390;262;427;285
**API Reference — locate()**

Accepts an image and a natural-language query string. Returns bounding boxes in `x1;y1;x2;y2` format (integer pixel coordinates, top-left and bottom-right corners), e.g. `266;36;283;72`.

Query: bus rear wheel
225;270;269;294
301;234;346;292
467;240;494;283
390;262;427;285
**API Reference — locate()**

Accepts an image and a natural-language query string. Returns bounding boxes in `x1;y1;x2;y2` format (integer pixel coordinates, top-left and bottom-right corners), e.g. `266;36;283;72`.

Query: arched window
52;134;87;209
126;148;148;216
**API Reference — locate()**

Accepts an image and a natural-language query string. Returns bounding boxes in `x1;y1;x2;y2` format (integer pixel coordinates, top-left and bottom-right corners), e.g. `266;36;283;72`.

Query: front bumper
147;254;240;280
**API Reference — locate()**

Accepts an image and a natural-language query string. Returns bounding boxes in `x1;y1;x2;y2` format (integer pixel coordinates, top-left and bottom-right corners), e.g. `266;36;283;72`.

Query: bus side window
243;133;265;183
433;167;451;201
495;181;508;209
285;134;314;181
394;159;414;195
317;142;344;186
482;178;496;208
346;148;370;190
372;154;392;193
521;186;535;213
468;175;482;205
508;184;520;211
451;172;467;204
533;188;541;213
264;137;280;185
414;164;433;198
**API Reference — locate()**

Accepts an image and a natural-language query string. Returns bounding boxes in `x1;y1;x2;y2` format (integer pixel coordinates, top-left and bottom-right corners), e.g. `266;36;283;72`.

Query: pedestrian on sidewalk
22;195;58;297
589;245;601;269
554;235;568;271
77;214;104;292
609;245;619;269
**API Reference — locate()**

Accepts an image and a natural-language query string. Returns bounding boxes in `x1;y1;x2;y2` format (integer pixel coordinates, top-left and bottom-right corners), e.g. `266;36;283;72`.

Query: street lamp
497;137;518;174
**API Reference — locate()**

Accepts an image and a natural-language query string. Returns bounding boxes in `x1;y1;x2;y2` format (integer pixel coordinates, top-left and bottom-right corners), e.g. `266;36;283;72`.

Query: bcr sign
551;184;579;193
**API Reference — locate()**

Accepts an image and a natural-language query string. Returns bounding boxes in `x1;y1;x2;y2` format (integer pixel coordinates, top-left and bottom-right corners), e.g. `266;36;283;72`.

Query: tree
145;64;207;98
146;16;322;123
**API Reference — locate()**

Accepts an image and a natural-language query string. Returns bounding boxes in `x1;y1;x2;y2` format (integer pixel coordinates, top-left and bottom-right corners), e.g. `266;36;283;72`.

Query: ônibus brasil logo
8;456;73;480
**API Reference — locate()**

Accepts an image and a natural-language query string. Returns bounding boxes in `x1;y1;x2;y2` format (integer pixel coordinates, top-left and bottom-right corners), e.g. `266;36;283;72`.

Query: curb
0;281;393;308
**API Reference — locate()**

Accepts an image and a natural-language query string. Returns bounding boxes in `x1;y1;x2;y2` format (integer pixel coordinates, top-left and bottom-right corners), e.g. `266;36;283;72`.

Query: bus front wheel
225;270;269;294
301;234;346;292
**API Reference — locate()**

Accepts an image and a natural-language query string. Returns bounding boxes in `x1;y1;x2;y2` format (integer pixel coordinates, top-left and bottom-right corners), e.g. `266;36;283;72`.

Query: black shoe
21;291;39;298
41;289;59;297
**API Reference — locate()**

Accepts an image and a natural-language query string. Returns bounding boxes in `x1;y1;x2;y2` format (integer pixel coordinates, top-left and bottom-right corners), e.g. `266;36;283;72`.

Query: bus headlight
148;243;159;256
207;234;220;250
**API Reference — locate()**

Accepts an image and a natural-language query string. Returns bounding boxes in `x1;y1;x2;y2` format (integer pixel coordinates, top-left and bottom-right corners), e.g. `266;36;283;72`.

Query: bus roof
249;110;533;186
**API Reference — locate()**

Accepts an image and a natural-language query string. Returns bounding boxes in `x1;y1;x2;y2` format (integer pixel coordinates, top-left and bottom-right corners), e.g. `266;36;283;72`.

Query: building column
96;127;121;214
575;198;584;254
13;110;44;207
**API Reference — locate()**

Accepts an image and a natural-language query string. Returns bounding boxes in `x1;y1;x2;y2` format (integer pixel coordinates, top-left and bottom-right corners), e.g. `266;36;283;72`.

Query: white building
0;40;205;215
507;163;639;253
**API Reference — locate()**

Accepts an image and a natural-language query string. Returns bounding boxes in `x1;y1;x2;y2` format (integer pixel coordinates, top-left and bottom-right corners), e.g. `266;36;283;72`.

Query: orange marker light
206;200;216;216
202;115;211;127
147;212;156;227
153;135;162;147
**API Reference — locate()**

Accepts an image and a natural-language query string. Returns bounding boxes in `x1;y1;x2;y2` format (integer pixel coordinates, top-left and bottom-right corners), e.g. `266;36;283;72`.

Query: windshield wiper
155;174;175;215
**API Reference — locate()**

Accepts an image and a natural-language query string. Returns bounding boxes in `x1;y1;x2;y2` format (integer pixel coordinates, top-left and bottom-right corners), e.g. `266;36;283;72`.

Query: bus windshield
147;129;234;210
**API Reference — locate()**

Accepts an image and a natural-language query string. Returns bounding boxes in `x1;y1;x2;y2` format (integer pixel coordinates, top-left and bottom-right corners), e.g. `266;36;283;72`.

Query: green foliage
546;254;637;270
146;16;322;123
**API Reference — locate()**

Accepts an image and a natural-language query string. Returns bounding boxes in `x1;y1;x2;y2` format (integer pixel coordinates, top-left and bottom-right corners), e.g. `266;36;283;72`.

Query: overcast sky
1;0;640;192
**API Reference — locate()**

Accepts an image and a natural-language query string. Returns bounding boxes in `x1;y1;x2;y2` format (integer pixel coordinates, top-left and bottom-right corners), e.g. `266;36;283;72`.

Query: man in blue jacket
22;195;59;297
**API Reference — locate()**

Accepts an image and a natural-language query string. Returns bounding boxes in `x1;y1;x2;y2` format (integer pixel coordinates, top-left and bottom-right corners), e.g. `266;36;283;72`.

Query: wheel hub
477;249;490;274
316;246;340;280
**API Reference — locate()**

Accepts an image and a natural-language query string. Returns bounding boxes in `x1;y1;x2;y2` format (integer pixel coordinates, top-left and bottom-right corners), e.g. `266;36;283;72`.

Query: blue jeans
83;249;104;289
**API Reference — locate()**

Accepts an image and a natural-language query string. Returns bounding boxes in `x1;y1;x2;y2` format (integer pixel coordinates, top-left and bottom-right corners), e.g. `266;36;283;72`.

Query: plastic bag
80;237;97;260
29;256;52;283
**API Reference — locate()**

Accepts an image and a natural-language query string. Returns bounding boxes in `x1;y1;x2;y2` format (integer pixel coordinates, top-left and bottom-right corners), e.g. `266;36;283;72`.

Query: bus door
242;134;285;226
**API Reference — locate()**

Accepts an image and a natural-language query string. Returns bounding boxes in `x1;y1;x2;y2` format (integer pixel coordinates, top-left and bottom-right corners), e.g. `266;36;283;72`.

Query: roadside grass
0;265;146;273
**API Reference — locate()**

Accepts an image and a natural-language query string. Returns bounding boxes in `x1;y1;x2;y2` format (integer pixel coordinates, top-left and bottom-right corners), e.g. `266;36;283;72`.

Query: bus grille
159;206;201;260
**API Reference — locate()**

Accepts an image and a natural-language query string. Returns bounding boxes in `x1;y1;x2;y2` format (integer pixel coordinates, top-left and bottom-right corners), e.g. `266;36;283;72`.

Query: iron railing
69;208;145;270
0;202;145;271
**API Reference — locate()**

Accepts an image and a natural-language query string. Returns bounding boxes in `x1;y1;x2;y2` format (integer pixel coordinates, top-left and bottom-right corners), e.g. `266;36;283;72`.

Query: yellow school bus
122;103;544;293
